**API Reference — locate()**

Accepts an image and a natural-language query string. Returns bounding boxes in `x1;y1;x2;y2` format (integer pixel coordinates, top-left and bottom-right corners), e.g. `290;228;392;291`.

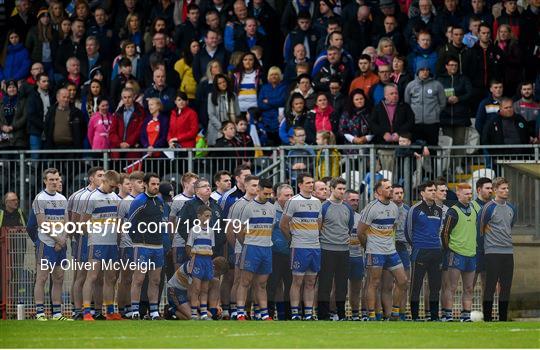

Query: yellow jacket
174;59;197;99
315;148;341;179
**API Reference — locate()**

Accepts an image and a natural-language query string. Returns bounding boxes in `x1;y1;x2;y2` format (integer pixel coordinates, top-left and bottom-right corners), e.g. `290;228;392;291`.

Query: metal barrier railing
1;144;538;235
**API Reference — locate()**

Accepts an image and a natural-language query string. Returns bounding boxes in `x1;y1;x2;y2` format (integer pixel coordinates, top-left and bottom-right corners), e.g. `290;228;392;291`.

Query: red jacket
167;106;199;148
109;102;146;159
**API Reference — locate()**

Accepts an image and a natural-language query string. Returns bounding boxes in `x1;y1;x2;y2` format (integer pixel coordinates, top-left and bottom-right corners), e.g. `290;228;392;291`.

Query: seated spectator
140;97;170;157
305;92;339;141
513;81;540;131
207;74;240;146
0;31;31;85
87;98;113;150
175;40;200;103
280;93;309;145
481;97;534;154
339;89;373;150
110;88;146;159
258;67;288;145
349;54;380;96
167;92;199;149
315;130;340;179
0;81;26;150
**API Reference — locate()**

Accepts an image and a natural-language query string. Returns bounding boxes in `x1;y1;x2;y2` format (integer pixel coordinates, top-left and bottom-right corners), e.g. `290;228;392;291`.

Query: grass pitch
1;320;539;348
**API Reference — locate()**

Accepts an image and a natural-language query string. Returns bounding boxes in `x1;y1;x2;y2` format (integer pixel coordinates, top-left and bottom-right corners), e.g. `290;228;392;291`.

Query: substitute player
441;183;480;322
358;179;408;321
280;173;322;320
80;170;121;321
236;178;276;321
33;168;72;321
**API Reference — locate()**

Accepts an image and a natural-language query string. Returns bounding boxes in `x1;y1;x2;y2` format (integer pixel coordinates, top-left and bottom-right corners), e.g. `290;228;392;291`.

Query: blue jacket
404;200;443;249
0;43;31;82
406;44;438;77
475;95;500;133
257;82;287;133
127;192;166;246
272;202;290;255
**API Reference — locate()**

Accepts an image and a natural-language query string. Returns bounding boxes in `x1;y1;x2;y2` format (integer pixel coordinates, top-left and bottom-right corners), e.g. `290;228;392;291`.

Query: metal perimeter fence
1;144;539;319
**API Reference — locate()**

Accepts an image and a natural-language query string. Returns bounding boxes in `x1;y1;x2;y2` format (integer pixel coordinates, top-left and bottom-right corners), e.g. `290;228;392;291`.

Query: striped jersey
32;190;67;247
283;194;322;249
170;193;194;248
349;212;363;258
118;194;135;248
187;227;214;255
395;203;410;243
210;191;224;202
167;262;191;291
83;188;120;245
360;199;399;254
238;71;258;112
67;187;88;218
239;199;275;247
76;188;96;214
228;196;250;253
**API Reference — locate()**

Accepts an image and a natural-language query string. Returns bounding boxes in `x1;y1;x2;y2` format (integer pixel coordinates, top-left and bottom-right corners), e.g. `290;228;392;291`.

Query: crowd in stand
0;0;539;158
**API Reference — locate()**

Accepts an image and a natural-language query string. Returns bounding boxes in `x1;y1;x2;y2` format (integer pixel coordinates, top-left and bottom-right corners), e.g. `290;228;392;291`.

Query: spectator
224;0;251;51
140;32;180;89
404;62;446;146
493;0;522;40
283;12;319;62
315;130;340;179
481;97;533;154
48;1;66;33
494;24;522;96
54;18;86;78
167;91;199;148
0;81;26;150
404;0;437;49
283;43;309;83
0;192;26;227
114;0;146;37
391;55;412;100
436;26;476;79
25;9;58;77
512;82;540;131
19;62;44;100
142;17;168;54
7;0;36;43
227;17;270;61
281;0;316;35
44;88;84;151
247;0;280;63
370;64;394;105
140;97;170;156
26;73;53;157
258;67;288;145
280;93;309;145
57;57;85;94
110;58;137;109
373;0;408;35
149;0;175;33
143;69;176;114
0;31;31;84
287;127;316;182
433;0;463;44
471;24;504;104
349;54;380;96
379;15;406;55
328;77;345;118
212;120;244;161
80;79;104;134
207;74;240;146
110;88;145;159
234;116;254;149
87;7;115;62
173;4;202;52
312;32;354;78
342;5;372;61
195;60;223;131
374;37;398;68
461;0;493;28
286;74;317;114
315;18;342;59
232;52;263;113
313;46;352;93
305;92;338;140
111;40;142;82
118;13;145;54
475;80;504;134
313;0;340;38
87;97;113;150
193;29;228;82
437;56;473;153
462;16;481;49
175;40;200;102
339;88;373;149
407;31;438;77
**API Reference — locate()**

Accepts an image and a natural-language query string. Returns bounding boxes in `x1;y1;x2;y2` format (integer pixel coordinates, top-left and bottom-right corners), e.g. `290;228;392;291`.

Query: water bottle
17;303;25;320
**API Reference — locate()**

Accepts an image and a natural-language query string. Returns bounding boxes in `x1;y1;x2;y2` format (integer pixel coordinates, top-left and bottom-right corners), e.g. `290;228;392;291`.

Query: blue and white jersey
75;188;96;215
118;194;135;248
228;196;250;253
170;193;194;248
349;212;363;258
67;187;88;217
84;188;120;245
187;227;214;256
239;199;275;247
32;190;67;247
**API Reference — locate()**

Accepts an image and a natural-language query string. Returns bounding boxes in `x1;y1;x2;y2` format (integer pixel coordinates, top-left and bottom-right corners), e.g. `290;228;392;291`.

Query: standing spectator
118;14;145;54
44;88;84;151
140;32;179;89
286;74;317;113
54;19;86;78
143;69;176;114
109;88;145;159
374;37;398;68
258;67;288;145
25;9;58;77
436;26;475;79
0;81;26;150
405;62;446;146
493;0;522;40
283;43;309;83
475;80;504;134
87;97;113;150
110;58;136;109
19;62;44;100
87;7;115;62
167;91;199;148
80;79;104;138
283;12;319;62
328;77;345;118
287;127;316;183
404;0;437;49
7;0;36;43
375;15;406;55
193;30;228;82
437;56;472;153
0;31;31;85
48;1;66;33
305;92;338;138
339;89;373;148
342;5;372;61
462;16;481;49
143;18;168;54
481;97;533;154
471;24;504;105
174;4;202;52
111;41;142;82
279;93;308;145
312;32;354;78
281;0;316;35
433;0;463;44
175;40;200;102
114;0;146;36
407;31;438;77
207;74;240;146
349;54;379;96
391;55;411;101
315;130;340;179
80;36;110;87
232;52;263;114
494;24;522;96
513;81;540;131
369;64;394;105
140;97;170;156
195;60;223;130
461;0;493;28
149;0;175;32
480;177;516;322
26;73;53;157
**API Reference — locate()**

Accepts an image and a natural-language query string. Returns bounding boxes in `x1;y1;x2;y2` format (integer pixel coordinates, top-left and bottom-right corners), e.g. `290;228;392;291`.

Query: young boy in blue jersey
186;205;215;320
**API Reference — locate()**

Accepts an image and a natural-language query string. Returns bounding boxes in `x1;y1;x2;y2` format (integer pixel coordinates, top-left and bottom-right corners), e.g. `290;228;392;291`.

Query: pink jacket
87;112;113;150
